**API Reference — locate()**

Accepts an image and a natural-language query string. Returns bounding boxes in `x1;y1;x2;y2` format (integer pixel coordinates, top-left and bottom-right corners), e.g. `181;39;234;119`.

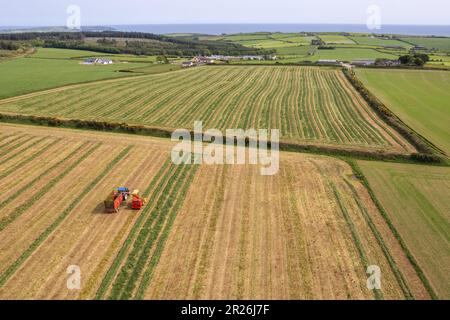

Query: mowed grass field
0;66;414;153
319;34;355;44
358;161;450;299
400;37;450;51
356;69;450;155
0;57;152;99
0;124;432;299
33;48;159;63
349;36;411;48
311;48;398;62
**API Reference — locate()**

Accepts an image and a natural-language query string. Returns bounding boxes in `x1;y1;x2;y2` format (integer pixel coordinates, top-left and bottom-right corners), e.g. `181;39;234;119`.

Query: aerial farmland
0;3;449;308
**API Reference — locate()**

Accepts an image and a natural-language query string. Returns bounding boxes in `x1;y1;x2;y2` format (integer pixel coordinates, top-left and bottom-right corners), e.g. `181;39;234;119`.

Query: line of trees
0;41;21;50
399;53;430;66
0;31;274;57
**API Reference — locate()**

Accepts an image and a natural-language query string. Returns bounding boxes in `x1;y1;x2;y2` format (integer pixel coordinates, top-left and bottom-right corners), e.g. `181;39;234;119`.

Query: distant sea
110;24;450;37
1;24;450;37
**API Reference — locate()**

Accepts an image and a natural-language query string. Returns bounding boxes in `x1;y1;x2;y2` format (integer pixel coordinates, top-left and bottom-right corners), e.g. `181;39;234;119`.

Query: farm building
242;55;264;61
83;58;113;65
181;61;195;68
193;56;216;64
317;59;340;66
351;59;376;66
376;59;401;67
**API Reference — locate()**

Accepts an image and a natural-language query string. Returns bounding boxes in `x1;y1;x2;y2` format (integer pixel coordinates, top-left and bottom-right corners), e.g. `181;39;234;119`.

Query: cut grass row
0;66;414;153
0;145;132;287
0;142;101;231
95;158;198;299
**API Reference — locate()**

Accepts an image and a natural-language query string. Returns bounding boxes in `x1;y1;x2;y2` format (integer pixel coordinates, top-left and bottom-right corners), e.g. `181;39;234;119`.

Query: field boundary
1;113;447;165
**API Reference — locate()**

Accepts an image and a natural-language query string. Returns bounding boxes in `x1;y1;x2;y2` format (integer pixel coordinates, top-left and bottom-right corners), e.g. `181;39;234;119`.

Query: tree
399;55;413;64
413;57;425;66
414;53;429;63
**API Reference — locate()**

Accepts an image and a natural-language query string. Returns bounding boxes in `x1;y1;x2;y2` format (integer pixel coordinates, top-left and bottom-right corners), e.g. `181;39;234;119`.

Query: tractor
104;187;130;213
104;187;146;213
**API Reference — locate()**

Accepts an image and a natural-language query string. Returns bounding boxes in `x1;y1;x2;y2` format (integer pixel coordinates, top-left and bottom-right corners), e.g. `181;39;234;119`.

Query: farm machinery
104;187;146;213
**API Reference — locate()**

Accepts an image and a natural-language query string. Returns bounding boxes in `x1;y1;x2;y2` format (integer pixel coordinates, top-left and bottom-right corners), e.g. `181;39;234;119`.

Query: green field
356;69;450;155
312;47;398;62
275;46;315;56
0;57;154;99
31;48;108;59
319;34;355;44
0;66;413;153
218;32;317;50
400;37;450;51
350;36;411;48
358;161;450;299
31;48;159;63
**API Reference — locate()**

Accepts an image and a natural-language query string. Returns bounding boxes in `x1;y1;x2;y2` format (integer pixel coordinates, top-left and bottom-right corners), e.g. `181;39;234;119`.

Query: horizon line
2;22;450;28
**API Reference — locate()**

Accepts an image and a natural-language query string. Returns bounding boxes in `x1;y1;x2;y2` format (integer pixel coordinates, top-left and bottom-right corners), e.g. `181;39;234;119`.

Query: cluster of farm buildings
83;58;114;65
181;54;278;67
317;59;401;67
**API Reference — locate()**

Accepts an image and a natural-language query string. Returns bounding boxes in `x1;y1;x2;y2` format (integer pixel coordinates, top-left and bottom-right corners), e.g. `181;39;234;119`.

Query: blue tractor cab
117;187;130;201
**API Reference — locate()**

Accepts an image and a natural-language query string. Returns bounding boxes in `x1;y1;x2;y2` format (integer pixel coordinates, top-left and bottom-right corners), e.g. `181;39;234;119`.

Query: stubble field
0;124;431;299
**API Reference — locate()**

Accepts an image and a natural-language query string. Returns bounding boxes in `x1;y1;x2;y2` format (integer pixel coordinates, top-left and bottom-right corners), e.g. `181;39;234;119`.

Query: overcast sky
1;0;449;26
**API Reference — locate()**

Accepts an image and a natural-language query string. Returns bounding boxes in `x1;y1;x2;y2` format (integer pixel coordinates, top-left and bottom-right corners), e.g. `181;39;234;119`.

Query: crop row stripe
0;142;102;232
165;68;245;126
0;136;49;164
108;161;197;299
92;69;205;120
150;68;227;124
0;145;132;288
0;138;62;180
0;141;91;212
0;134;30;158
95;157;175;299
133;163;199;299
